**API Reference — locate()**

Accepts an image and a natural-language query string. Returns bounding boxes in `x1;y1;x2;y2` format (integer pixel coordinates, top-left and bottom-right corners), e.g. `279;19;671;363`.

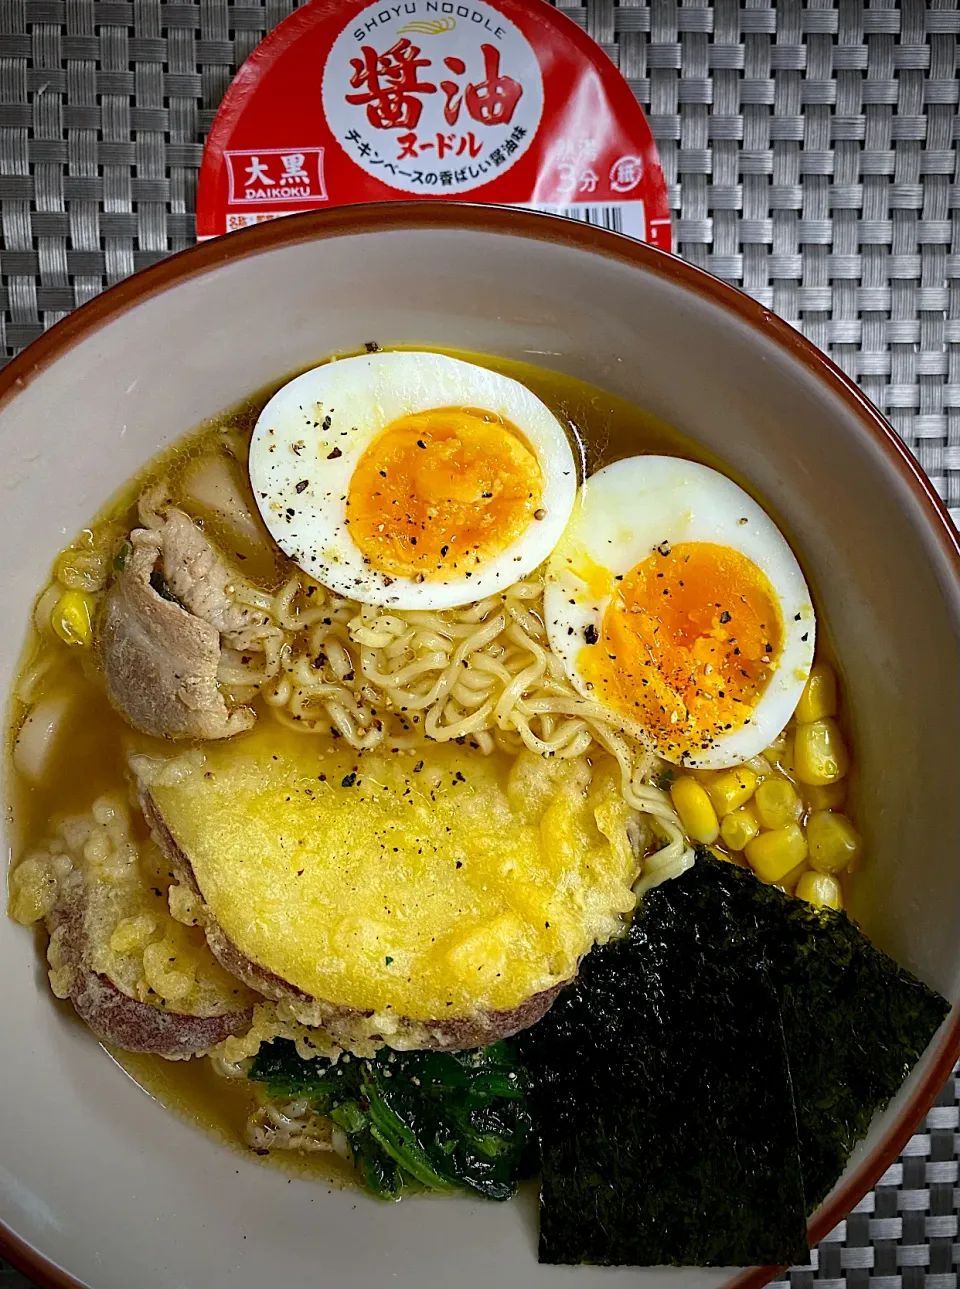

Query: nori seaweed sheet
520;855;950;1268
700;857;952;1205
520;918;808;1266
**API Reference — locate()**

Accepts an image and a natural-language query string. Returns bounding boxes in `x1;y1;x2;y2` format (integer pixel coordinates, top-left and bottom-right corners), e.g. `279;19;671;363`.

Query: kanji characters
244;156;275;187
346;38;522;131
609;154;644;193
280;153;308;185
333;25;534;197
439;55;466;125
346;38;437;130
556;137;599;163
226;148;326;205
464;44;522;126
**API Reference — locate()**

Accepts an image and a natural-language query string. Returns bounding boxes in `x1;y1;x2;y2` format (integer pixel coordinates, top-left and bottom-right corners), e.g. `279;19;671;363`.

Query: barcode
520;201;647;241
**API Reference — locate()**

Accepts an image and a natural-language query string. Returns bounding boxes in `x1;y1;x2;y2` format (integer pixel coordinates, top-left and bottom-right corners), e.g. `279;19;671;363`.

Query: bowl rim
0;201;957;1289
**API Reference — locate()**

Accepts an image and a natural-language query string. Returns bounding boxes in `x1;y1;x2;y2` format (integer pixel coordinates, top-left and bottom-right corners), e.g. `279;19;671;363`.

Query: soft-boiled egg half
249;351;577;610
545;456;816;769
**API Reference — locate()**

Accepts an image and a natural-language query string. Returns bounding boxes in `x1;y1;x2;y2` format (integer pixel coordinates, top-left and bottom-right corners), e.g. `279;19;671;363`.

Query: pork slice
159;509;270;644
100;534;255;740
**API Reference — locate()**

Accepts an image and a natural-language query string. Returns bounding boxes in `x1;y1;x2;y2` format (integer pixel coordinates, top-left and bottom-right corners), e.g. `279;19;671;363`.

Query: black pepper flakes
584;624;599;645
295;480;309;494
327;446;342;460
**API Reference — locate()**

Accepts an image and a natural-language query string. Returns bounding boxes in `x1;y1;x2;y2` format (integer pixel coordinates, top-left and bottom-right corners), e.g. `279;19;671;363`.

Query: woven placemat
0;0;958;1286
1;0;959;526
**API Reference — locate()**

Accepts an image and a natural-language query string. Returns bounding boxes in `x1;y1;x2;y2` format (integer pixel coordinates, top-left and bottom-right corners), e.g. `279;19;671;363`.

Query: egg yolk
579;541;783;761
346;408;544;580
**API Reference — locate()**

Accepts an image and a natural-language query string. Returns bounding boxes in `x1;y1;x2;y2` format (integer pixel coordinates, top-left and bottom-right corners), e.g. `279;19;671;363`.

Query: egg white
249;352;577;610
544;456;816;769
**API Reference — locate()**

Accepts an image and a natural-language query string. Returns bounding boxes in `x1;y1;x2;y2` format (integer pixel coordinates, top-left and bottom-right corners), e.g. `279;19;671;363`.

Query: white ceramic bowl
0;204;957;1289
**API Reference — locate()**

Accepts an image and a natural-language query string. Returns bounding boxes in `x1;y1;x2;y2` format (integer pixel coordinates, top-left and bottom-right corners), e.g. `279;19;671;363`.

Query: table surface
0;0;958;1286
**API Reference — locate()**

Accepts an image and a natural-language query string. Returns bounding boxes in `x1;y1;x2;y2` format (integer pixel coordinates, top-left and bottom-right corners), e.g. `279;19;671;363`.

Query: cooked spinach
520;854;949;1268
248;1039;533;1201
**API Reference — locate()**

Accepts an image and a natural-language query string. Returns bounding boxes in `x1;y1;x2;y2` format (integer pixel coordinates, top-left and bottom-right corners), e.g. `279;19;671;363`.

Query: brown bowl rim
0;201;957;1289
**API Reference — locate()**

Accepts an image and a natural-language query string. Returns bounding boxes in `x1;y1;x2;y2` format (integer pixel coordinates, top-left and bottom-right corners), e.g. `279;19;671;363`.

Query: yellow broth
5;350;858;1172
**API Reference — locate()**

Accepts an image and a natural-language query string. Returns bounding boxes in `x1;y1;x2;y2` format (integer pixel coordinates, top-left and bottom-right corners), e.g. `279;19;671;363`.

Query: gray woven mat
0;0;958;1286
1;0;959;524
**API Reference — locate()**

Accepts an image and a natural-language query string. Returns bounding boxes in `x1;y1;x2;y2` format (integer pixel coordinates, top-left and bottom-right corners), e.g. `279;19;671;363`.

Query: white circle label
609;154;645;194
322;0;544;196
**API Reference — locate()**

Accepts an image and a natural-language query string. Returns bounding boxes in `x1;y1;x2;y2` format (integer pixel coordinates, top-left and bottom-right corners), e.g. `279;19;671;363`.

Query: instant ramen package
196;0;672;248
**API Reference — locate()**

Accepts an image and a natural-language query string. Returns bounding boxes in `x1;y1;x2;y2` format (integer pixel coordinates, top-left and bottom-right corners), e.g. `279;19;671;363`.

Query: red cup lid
197;0;672;251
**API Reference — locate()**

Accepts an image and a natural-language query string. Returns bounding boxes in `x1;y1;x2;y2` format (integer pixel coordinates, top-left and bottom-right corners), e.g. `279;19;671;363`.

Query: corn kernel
670;776;720;844
796;662;838;724
720;804;760;852
754;777;802;830
794;718;849;785
706;766;759;817
802;781;846;811
778;860;809;894
807;810;861;875
795;870;843;910
687;767;716;784
745;823;808;884
745;755;771;780
51;589;94;648
763;731;787;760
763;734;796;779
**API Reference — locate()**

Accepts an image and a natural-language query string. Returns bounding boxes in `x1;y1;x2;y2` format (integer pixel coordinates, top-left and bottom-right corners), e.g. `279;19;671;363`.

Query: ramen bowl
0;204;957;1289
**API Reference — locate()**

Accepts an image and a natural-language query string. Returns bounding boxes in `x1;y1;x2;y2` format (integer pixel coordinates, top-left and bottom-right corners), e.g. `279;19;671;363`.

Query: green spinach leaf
248;1039;533;1202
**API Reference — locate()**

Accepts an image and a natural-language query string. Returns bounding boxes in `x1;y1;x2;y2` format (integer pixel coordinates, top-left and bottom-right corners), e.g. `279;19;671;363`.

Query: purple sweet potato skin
50;879;252;1057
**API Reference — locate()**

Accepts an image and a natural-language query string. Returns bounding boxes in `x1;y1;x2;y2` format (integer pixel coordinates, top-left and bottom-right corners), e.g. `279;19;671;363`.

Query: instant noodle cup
196;0;672;247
